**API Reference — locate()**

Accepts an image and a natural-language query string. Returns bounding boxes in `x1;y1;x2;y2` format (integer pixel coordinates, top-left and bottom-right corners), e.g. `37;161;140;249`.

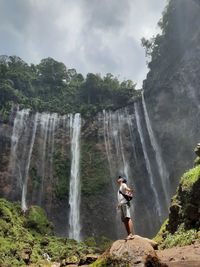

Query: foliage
154;219;169;244
90;254;131;267
84;236;112;253
0;55;137;118
155;164;200;249
159;224;197;249
54;151;71;199
180;165;200;191
25;206;53;235
0;198;97;266
142;0;200;93
81;140;110;196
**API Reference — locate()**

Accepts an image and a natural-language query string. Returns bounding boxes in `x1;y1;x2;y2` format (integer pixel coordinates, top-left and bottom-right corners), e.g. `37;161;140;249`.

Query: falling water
21;113;38;212
68;113;82;241
103;110;113;175
37;113;50;204
9;109;30;184
142;92;170;205
117;111;130;180
48;114;58;181
102;109;132;180
134;103;163;222
125;108;137;165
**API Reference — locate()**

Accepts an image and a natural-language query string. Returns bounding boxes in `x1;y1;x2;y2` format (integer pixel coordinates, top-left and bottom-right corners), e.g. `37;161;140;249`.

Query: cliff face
155;148;200;249
143;0;200;195
0;103;170;240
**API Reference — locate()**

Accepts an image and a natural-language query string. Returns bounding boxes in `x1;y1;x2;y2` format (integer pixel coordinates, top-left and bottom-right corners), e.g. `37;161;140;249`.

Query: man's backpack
119;190;133;202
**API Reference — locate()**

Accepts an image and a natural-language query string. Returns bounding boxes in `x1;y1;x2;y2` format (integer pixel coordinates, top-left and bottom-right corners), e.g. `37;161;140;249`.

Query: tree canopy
0;55;138;118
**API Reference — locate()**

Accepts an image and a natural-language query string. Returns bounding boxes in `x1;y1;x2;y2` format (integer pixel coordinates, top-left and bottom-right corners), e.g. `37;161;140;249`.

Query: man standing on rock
117;176;134;240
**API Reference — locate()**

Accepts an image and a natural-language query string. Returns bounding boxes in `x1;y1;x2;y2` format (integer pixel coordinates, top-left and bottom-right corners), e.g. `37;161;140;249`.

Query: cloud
0;0;166;87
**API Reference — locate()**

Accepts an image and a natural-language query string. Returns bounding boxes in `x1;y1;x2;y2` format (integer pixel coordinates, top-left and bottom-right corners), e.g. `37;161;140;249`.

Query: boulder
78;254;99;265
21;248;32;265
91;235;168;267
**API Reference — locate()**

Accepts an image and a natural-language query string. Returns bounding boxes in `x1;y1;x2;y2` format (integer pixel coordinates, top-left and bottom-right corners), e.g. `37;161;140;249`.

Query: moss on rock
25;206;53;235
155;165;200;249
0;198;97;266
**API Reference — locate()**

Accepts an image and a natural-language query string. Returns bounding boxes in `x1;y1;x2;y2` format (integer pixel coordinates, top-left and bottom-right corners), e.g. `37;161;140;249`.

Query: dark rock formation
155;146;200;248
194;143;200;166
143;0;200;197
167;166;200;233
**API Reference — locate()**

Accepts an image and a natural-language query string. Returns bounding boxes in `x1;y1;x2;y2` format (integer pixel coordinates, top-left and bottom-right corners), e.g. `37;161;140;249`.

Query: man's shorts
120;203;131;222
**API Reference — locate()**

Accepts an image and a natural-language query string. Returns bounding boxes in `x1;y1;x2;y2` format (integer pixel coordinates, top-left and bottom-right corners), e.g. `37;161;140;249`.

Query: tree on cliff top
142;0;200;72
0;55;137;118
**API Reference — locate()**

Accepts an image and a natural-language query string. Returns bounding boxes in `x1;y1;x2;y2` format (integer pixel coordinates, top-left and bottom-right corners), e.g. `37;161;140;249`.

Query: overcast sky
0;0;166;88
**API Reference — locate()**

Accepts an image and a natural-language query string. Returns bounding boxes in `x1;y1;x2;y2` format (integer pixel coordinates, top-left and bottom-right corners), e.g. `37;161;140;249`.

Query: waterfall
117;111;130;180
9;109;30;185
101;109;135;237
37;113;50;204
68;113;82;241
125;108;137;165
134;103;163;222
142;92;170;205
102;109;132;180
48;113;58;182
21;113;38;212
9;109;69;211
103;110;114;175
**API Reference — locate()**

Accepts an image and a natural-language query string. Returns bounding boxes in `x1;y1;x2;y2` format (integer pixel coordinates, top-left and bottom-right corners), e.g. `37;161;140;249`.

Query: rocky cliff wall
143;0;200;196
0;104;169;240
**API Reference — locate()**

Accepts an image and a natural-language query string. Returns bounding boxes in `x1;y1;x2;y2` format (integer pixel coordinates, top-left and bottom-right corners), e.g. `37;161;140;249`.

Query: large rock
91;235;168;267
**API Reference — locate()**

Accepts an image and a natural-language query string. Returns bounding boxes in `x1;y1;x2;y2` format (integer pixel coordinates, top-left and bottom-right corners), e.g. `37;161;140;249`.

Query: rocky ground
41;237;200;267
157;242;200;267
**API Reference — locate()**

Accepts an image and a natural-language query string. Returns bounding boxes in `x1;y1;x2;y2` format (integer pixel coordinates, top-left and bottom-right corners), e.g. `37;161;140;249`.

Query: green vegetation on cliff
155;165;200;249
0;198;97;266
81;139;110;196
142;0;200;81
0;55;138;119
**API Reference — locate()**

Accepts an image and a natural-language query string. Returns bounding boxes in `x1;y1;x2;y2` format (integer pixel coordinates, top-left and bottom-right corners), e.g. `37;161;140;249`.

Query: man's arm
126;186;134;192
123;184;134;192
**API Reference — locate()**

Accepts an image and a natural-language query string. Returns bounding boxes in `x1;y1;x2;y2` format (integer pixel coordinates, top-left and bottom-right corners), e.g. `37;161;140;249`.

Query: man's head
117;176;127;184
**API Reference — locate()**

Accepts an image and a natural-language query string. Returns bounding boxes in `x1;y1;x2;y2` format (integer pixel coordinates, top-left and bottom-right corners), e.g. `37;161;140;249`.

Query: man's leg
124;218;133;235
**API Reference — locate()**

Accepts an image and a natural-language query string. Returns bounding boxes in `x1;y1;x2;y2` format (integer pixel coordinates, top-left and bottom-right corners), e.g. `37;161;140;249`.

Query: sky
0;0;167;88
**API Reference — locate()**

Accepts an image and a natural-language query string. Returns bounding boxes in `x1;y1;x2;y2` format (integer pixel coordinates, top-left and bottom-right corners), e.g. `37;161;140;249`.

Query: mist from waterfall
102;109;133;181
9;109;82;239
134;103;163;222
37;113;50;204
68;113;82;241
101;109;137;237
9;108;30;187
142;92;170;206
9;109;71;211
100;105;169;236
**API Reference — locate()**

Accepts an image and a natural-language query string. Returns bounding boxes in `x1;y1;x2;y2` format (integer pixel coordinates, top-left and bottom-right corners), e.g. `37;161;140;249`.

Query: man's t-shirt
118;183;128;205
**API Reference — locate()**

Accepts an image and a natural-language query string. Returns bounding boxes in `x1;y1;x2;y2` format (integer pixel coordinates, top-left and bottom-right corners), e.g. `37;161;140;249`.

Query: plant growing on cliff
155;164;200;249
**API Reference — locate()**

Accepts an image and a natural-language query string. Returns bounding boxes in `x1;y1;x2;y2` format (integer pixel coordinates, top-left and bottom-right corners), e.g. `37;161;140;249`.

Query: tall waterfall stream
68;113;82;241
